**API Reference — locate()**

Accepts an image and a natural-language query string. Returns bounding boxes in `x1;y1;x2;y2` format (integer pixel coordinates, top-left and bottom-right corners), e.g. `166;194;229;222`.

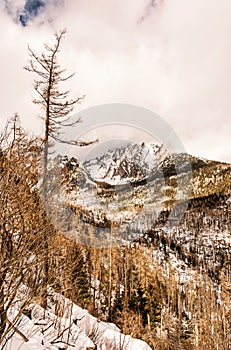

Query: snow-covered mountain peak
83;142;168;185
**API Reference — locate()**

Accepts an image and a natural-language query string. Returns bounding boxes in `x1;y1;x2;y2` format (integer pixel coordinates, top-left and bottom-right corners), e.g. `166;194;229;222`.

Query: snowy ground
4;288;152;350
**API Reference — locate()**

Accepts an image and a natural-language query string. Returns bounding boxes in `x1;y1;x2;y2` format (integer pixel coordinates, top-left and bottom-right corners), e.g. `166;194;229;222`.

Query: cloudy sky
0;0;230;162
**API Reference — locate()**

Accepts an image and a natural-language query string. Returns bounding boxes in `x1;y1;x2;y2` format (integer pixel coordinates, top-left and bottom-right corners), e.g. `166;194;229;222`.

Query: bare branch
50;133;98;147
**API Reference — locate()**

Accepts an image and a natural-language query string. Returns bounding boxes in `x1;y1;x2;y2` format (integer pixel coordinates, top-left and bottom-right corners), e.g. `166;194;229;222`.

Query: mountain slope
56;146;231;282
84;142;168;185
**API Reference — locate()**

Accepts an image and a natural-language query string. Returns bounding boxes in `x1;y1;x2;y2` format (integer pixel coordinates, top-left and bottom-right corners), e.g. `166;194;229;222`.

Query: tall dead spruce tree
25;29;91;308
25;29;88;175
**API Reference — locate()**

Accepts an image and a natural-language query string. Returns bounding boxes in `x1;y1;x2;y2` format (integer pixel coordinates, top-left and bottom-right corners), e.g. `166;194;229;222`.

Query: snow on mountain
61;147;231;250
84;142;168;185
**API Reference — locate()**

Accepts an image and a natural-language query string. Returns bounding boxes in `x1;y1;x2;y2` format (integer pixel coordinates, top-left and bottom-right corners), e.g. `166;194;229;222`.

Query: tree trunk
0;281;6;340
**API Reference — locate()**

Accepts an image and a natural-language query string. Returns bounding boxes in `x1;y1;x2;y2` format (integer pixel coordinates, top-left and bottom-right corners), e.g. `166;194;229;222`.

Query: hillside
59;144;231;281
1;133;231;350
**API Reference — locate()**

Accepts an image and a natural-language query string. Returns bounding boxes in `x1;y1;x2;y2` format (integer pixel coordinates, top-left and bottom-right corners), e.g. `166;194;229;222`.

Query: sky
0;0;230;162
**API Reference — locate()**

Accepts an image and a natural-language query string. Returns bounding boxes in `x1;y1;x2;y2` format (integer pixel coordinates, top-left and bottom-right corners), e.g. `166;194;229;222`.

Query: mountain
84;142;168;185
47;144;231;277
60;144;230;230
58;144;231;278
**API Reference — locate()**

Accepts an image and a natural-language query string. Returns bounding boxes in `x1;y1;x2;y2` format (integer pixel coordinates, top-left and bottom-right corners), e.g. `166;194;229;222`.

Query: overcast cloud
0;0;230;162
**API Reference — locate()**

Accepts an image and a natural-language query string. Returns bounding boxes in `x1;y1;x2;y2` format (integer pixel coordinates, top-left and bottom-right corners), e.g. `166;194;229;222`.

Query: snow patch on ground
4;288;152;350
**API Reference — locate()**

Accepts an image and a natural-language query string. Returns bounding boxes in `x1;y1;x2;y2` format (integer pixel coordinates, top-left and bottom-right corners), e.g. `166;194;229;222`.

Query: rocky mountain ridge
83;142;168;185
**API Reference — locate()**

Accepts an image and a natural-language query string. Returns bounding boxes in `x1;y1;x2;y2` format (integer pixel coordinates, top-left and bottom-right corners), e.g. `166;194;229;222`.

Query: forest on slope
1;117;231;349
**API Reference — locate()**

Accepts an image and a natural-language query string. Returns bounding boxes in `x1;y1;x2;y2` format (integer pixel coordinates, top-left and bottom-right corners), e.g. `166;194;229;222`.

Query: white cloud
0;0;230;162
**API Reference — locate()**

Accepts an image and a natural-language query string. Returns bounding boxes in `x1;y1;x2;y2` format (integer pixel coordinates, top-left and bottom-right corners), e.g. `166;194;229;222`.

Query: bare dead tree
24;29;92;176
24;30;96;308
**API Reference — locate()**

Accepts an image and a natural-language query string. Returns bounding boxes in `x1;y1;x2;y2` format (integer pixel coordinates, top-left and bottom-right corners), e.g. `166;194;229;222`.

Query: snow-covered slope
84;142;168;185
5;288;152;350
